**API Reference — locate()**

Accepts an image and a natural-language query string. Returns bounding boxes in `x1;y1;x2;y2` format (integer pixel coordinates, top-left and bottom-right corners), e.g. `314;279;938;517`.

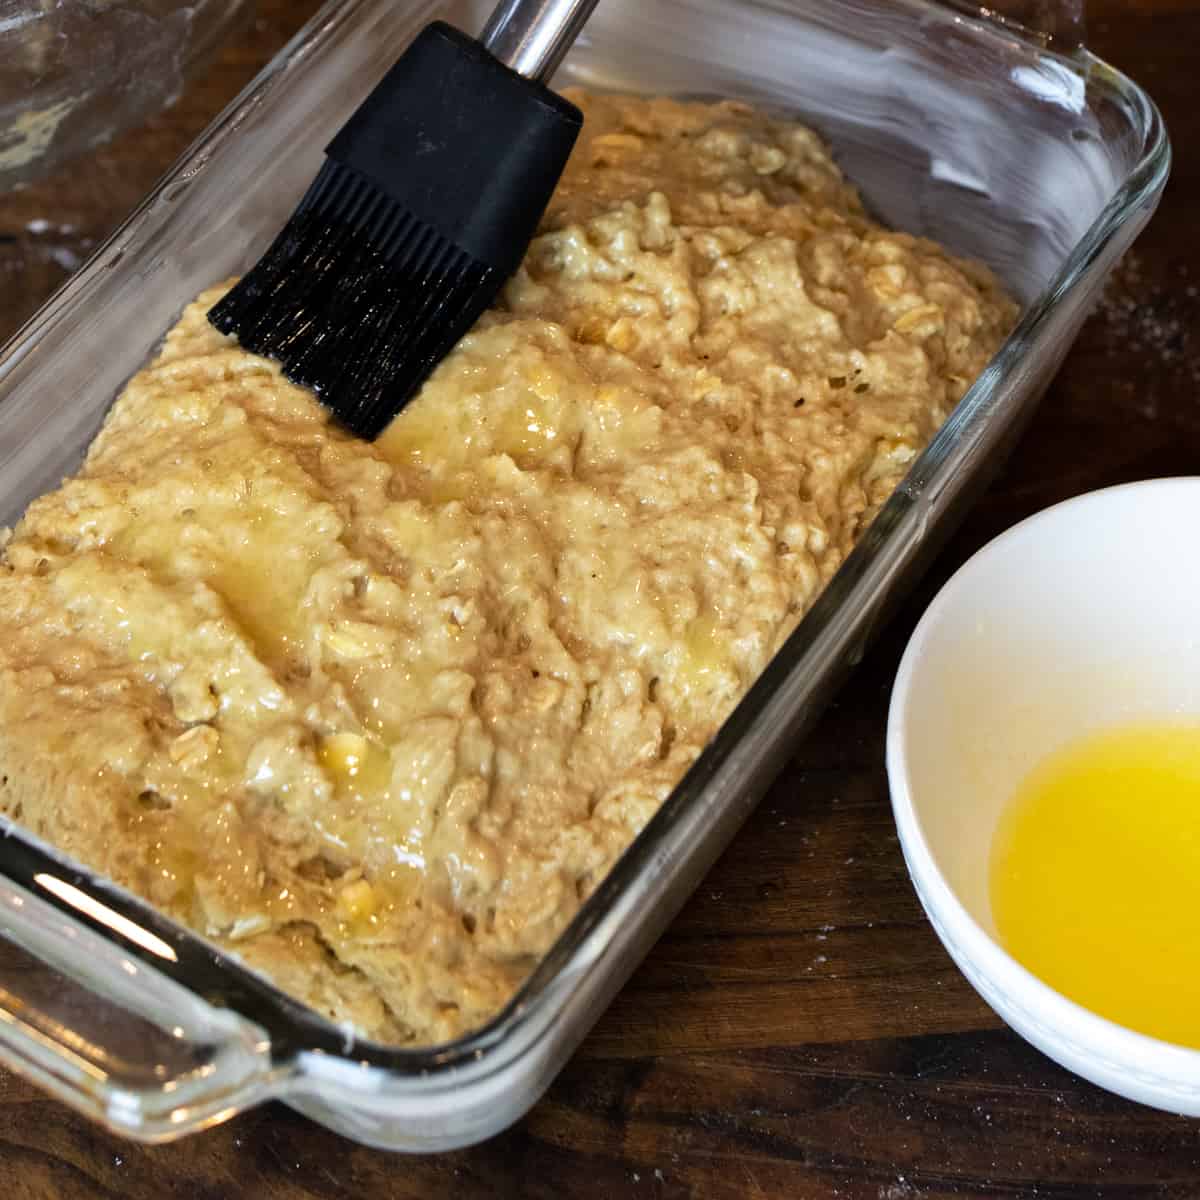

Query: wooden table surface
0;2;1196;1196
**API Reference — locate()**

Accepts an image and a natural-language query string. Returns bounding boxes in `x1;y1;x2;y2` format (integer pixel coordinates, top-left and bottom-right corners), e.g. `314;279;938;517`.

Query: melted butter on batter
0;91;1016;1044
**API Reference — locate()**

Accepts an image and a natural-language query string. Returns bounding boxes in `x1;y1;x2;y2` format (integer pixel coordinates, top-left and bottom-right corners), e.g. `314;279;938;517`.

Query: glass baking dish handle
0;871;288;1141
957;0;1086;49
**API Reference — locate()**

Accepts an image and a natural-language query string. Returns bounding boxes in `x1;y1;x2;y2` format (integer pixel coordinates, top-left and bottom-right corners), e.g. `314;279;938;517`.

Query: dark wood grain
0;1;1198;1196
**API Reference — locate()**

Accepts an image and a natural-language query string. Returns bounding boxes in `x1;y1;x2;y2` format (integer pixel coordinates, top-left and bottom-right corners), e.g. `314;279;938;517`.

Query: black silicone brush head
208;21;582;440
209;159;501;439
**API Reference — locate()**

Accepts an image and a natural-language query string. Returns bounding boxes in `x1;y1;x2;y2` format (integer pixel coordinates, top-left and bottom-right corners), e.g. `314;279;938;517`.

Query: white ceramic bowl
887;477;1200;1116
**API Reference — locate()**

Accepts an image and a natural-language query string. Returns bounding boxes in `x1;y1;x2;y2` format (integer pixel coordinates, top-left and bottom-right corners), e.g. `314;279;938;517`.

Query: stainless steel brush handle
479;0;601;83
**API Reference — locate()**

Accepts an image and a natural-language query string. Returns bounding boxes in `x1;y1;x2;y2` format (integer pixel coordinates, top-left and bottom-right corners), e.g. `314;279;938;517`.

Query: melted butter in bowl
991;721;1200;1050
889;478;1200;1114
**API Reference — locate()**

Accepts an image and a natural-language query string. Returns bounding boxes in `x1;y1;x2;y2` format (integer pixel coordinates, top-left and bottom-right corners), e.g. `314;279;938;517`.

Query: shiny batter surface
0;92;1015;1044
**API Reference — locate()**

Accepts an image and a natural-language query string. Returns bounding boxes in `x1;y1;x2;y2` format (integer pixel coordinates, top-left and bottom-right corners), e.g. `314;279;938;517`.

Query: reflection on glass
33;874;178;963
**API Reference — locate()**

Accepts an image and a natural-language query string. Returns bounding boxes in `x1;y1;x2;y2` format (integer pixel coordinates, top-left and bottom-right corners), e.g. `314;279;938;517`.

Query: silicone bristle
209;160;500;439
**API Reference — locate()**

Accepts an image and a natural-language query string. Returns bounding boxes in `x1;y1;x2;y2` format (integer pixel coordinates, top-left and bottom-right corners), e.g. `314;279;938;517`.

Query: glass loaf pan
0;0;1167;1152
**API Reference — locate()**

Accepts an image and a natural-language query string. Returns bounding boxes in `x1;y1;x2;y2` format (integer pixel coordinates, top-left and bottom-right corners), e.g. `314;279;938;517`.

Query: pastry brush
208;0;599;439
